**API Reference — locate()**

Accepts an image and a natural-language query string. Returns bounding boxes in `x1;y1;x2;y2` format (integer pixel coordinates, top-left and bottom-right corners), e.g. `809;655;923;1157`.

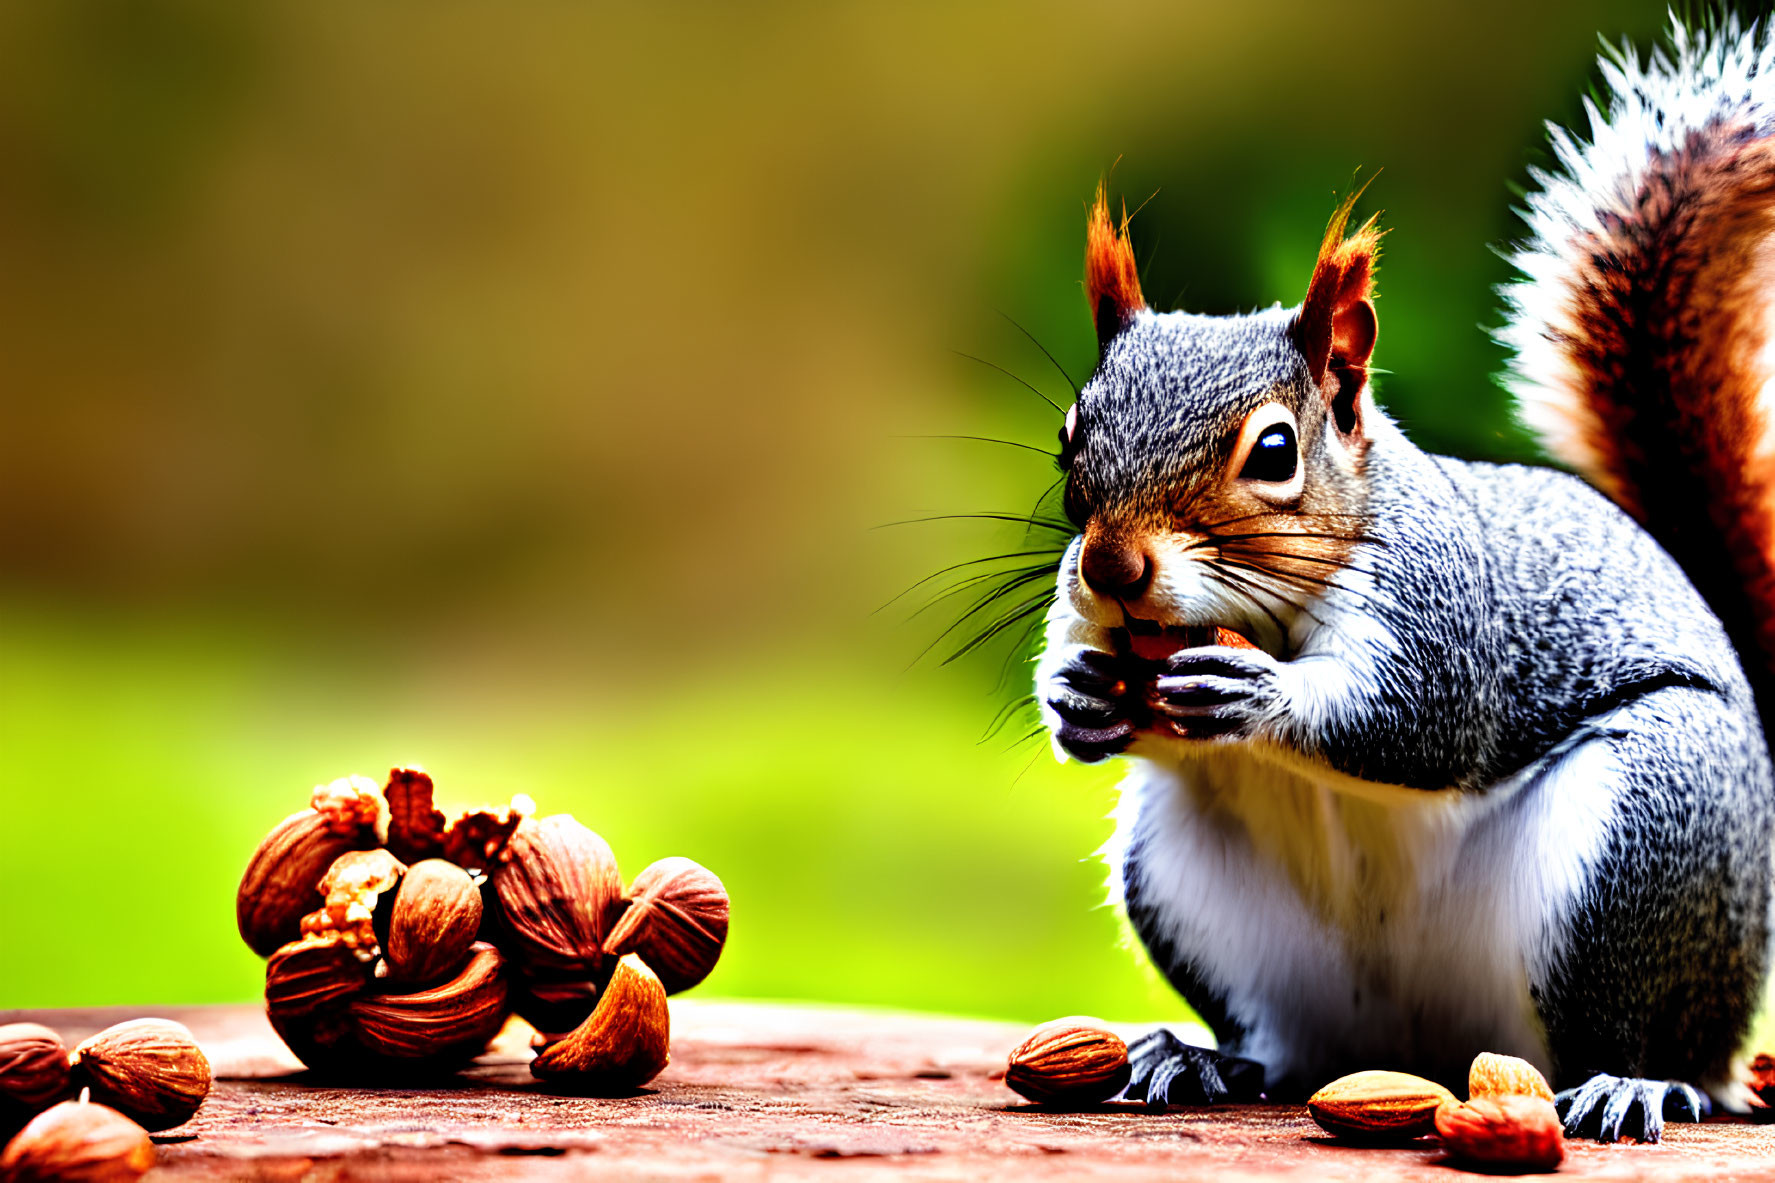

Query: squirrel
1034;15;1775;1143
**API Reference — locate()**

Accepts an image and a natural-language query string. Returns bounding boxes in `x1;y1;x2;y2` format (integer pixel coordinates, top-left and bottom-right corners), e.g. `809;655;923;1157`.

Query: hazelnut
236;809;376;958
0;1093;155;1183
602;857;729;994
0;1024;70;1123
349;943;509;1063
1435;1094;1565;1170
68;1020;210;1133
386;859;483;985
493;815;623;976
1004;1019;1130;1106
530;954;670;1091
1308;1070;1457;1141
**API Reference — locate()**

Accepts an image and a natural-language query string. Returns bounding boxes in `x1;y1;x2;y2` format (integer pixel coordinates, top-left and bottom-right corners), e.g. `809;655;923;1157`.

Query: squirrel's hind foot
1555;1074;1707;1143
1122;1028;1264;1109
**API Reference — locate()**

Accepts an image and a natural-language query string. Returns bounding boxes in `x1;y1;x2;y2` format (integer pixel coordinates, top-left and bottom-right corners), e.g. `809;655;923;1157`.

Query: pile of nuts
0;1017;211;1182
1309;1052;1564;1172
237;767;729;1089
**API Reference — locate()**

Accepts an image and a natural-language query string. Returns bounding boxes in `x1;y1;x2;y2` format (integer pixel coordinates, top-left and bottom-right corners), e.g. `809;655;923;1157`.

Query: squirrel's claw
1554;1074;1706;1143
1043;647;1141;761
1053;719;1135;762
1122;1028;1264;1109
1149;646;1279;739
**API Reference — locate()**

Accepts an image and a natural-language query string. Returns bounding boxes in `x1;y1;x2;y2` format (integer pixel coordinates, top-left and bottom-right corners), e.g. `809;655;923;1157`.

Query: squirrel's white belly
1108;733;1620;1085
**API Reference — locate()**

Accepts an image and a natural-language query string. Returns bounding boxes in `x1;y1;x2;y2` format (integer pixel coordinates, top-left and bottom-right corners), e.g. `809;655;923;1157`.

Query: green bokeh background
0;0;1684;1026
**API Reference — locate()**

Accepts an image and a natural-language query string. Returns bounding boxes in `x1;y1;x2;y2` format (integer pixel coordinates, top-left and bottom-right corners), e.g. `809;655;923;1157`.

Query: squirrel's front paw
1124;1028;1264;1108
1042;647;1140;762
1555;1074;1706;1143
1149;647;1281;740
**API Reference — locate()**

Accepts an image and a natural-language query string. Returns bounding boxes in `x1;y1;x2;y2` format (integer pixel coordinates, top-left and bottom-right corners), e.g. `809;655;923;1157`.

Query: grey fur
1043;305;1774;1100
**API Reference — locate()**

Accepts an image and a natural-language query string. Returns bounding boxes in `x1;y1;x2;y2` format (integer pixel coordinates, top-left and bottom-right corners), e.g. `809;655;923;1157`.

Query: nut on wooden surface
0;1095;155;1183
603;857;730;994
1435;1094;1566;1171
530;953;670;1091
1307;1070;1457;1141
68;1019;211;1133
0;1024;71;1120
1003;1019;1130;1106
1468;1051;1555;1103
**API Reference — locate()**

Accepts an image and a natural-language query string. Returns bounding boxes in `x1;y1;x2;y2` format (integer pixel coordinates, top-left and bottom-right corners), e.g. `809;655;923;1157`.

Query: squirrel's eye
1239;421;1297;483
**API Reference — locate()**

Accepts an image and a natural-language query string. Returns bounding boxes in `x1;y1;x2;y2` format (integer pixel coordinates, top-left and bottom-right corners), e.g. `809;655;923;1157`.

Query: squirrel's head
1057;186;1381;655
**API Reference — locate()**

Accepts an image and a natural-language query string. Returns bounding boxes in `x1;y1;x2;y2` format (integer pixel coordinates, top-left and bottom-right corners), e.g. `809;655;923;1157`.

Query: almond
0;1024;71;1122
530;953;670;1091
1435;1094;1565;1171
1468;1051;1555;1103
1004;1019;1130;1106
68;1020;211;1133
1308;1070;1457;1141
0;1094;155;1183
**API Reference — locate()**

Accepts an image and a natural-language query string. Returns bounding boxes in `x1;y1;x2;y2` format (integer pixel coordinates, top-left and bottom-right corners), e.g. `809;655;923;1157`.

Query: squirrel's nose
1080;536;1153;601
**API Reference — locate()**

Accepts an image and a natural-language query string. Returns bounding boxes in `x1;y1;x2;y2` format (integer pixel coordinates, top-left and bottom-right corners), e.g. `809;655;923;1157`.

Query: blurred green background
0;0;1674;1026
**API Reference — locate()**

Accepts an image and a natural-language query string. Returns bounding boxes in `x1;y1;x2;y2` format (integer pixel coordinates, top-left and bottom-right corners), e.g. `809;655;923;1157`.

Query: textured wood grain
4;1002;1773;1180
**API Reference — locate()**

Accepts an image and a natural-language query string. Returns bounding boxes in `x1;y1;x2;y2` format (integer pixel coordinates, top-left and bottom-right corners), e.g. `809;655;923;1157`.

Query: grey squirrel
1034;16;1775;1143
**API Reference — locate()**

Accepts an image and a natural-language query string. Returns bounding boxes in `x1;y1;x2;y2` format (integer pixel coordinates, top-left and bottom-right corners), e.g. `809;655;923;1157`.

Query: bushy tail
1499;15;1775;719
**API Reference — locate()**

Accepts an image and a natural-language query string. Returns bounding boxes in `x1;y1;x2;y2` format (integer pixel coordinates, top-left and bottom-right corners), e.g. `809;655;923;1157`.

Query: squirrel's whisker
998;310;1081;400
949;350;1065;414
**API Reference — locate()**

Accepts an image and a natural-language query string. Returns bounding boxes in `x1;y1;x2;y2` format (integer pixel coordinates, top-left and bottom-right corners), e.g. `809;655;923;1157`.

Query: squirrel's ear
1291;190;1382;433
1086;182;1146;349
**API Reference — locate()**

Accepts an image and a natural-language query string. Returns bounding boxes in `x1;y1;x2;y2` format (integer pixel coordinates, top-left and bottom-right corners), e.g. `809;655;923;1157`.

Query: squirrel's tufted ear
1291;189;1382;432
1086;182;1145;349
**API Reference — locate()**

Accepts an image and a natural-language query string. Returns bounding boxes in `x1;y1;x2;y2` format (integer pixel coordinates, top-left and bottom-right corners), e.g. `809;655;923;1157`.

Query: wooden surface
6;1002;1775;1181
